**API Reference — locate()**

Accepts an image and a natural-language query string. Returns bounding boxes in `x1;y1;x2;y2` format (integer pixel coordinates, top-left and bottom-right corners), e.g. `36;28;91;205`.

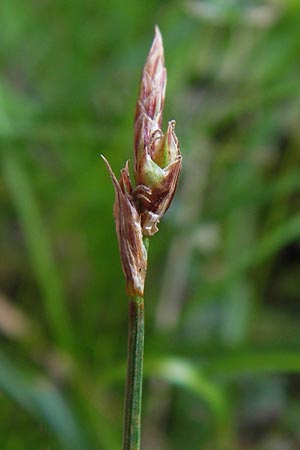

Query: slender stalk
123;296;145;450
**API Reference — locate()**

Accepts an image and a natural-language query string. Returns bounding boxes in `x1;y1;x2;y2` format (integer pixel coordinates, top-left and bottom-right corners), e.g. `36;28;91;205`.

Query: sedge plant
102;27;182;450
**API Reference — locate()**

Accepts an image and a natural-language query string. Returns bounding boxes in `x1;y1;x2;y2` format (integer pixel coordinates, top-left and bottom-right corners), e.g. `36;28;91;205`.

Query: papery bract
101;156;147;297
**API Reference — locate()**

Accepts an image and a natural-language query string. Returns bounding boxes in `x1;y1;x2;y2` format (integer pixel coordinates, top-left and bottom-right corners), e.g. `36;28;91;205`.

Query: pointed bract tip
154;25;162;41
100;154;109;167
149;25;163;58
100;154;118;184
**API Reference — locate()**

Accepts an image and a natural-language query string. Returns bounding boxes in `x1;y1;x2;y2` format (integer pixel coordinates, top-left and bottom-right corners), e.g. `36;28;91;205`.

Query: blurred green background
1;0;300;449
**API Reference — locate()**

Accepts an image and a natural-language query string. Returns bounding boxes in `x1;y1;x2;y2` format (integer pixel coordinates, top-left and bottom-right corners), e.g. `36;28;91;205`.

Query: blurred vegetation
1;0;300;449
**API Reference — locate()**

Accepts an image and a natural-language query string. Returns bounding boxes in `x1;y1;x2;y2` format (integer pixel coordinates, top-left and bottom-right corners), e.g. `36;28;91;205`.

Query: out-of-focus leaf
187;214;300;315
0;78;37;137
0;351;88;450
147;357;227;418
204;349;300;376
2;151;74;350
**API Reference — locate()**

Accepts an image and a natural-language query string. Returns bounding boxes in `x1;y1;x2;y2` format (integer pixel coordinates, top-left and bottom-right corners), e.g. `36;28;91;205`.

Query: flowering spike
102;27;182;293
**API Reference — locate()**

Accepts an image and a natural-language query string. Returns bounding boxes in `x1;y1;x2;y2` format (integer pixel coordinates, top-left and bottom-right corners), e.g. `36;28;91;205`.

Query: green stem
123;296;145;450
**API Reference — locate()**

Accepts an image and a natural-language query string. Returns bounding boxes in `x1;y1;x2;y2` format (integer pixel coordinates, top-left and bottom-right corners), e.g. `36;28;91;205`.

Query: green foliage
1;0;300;449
